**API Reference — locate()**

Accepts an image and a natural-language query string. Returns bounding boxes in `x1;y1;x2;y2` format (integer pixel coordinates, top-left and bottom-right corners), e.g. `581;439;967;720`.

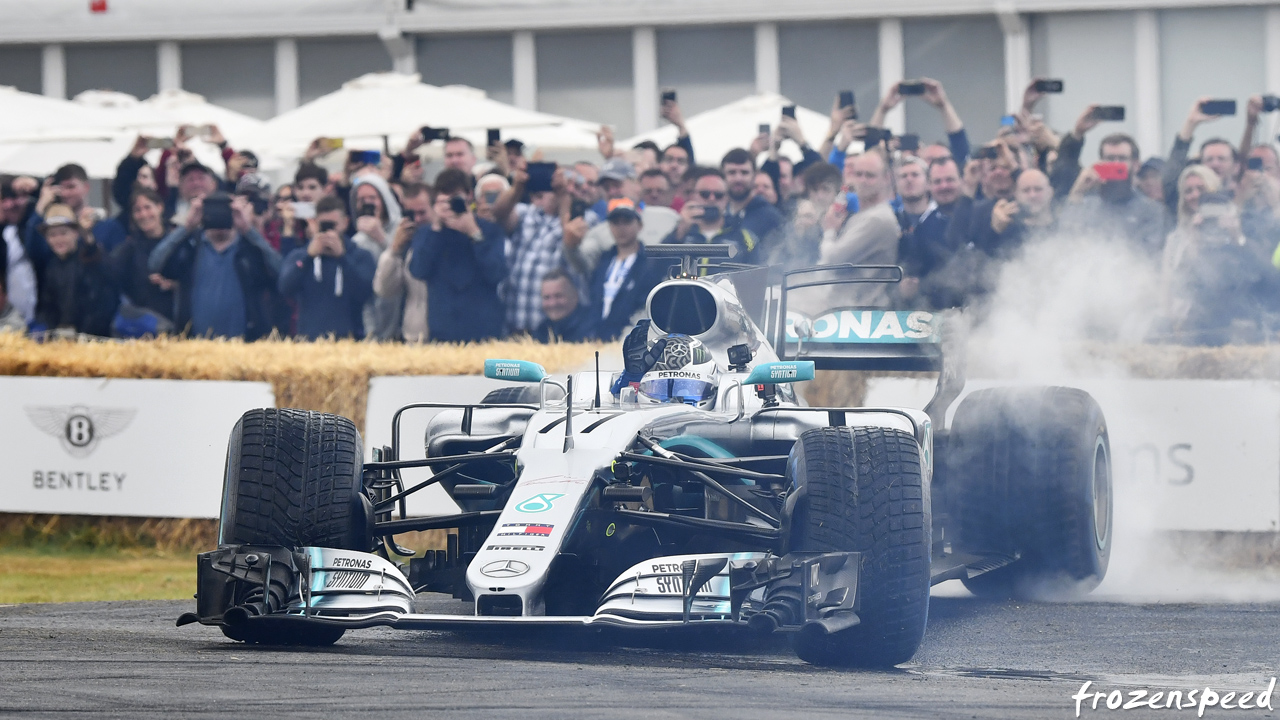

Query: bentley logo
25;405;137;458
480;560;529;578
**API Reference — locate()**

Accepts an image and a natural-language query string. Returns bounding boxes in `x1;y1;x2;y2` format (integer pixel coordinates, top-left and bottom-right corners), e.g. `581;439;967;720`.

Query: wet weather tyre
219;408;371;645
786;426;931;668
950;387;1112;600
481;386;542;404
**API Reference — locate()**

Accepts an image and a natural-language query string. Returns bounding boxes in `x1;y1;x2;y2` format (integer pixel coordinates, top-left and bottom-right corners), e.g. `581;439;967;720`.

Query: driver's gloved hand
614;320;665;394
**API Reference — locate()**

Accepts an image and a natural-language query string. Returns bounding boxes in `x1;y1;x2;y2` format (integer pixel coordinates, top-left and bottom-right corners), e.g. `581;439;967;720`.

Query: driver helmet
638;334;720;409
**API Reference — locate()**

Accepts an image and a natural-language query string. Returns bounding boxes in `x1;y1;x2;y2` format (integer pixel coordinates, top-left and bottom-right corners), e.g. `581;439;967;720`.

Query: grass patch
0;547;196;604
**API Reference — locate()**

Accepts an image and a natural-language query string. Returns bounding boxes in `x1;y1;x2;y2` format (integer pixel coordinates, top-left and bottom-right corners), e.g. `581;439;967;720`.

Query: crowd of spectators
3;79;1280;346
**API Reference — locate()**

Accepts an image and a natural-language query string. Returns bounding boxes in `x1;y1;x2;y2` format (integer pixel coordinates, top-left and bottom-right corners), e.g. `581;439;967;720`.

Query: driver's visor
638;378;717;405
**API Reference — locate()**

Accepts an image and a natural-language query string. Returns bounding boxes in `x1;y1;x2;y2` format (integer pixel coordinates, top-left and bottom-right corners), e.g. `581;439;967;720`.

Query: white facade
1;0;1277;158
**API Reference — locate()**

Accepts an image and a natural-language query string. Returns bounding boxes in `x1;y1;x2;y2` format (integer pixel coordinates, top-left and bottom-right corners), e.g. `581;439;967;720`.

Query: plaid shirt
504;204;566;333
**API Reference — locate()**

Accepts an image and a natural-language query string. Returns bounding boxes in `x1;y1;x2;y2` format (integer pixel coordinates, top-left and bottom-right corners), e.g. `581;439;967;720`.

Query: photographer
1160;165;1260;345
868;78;972;167
374;182;431;343
817;151;899;307
662;168;758;264
278;195;375;340
348;171;402;340
1161;97;1238;216
27;164;126;266
1058;129;1166;256
408;168;507;342
148;191;281;340
502;164;579;335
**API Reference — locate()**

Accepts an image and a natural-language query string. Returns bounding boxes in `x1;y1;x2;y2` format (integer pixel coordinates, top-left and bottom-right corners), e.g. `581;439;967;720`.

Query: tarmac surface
1;592;1277;719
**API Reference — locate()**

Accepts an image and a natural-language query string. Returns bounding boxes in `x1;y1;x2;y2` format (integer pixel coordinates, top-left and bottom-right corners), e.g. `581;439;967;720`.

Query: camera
318;220;337;233
898;134;920;152
974;146;999;161
1034;79;1064;93
357;203;378;218
898;80;926;96
1091;106;1126;122
700;205;721;223
863;127;892;146
202;193;233;230
1264;95;1280;113
449;196;468;215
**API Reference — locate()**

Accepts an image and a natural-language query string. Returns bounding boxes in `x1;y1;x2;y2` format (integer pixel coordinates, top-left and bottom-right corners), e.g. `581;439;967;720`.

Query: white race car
180;248;1112;667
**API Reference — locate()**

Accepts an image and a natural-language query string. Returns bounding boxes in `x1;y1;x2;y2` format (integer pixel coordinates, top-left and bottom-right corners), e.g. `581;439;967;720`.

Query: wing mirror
744;361;815;385
484;359;547;383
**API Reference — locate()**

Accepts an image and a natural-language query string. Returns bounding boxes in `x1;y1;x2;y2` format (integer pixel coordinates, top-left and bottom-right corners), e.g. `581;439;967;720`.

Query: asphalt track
1;591;1277;719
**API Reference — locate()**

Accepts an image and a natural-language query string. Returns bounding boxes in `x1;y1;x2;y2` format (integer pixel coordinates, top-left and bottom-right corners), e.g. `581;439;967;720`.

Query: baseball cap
606;197;641;223
599;158;636;183
179;161;214;179
39;203;80;234
1138;158;1165;177
504;138;526;154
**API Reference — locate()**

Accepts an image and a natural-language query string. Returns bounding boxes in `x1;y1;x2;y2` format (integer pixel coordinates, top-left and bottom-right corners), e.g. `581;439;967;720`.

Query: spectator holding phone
816;151;899;307
502;164;578;335
1160;98;1238;215
374;182;432;343
32;203;118;337
663;168;758;264
408;168;507;342
111;136;159;235
148;191;281;340
278;195;376;340
348;172;402;340
27;165;126;271
868;79;971;167
1058;128;1167;256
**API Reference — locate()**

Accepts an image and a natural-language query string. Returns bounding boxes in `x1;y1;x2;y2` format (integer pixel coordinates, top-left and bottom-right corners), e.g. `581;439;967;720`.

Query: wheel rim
1092;437;1110;551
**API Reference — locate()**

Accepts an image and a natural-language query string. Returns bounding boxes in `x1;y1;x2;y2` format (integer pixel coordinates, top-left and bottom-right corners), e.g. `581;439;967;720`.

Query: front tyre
786;426;931;667
218;408;371;645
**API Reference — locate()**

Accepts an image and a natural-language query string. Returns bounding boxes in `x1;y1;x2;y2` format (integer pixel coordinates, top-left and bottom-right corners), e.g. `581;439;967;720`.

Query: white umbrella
620;93;833;166
140;89;266;148
245;72;571;160
0;86;119;140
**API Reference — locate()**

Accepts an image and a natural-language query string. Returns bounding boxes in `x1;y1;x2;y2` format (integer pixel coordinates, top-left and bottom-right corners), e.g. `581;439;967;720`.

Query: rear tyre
786;426;931;668
219;408;370;645
950;387;1112;600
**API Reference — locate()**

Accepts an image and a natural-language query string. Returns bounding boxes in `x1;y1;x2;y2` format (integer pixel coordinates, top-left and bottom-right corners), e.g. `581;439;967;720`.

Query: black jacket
153;228;280;340
587;244;666;341
278;238;376;340
110;228;177;321
533;302;596;343
36;241;118;337
408;218;507;342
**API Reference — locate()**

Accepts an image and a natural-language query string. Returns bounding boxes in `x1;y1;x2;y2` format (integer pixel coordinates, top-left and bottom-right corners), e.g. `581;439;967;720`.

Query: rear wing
768;265;944;372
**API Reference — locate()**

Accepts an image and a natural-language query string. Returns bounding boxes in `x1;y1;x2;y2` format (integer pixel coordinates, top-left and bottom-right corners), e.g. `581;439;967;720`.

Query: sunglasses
698;190;726;200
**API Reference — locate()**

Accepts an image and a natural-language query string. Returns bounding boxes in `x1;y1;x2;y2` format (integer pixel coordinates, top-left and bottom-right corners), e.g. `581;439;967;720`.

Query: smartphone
661;89;677;103
487;128;501;146
145;137;174;150
420;126;449;142
1093;162;1130;182
448;196;468;215
1200;99;1237;116
196;124;216;139
864;127;892;146
781;105;797;118
317;137;344;152
1034;79;1064;93
357;203;378;218
1264;95;1280;113
1000;114;1016;127
974;145;999;161
898;81;926;96
839;90;855;108
293;201;316;220
202;195;233;230
1091;106;1126;122
1248;156;1265;171
700;205;722;223
349;150;381;166
898;134;920;152
758;123;770;135
318;220;337;233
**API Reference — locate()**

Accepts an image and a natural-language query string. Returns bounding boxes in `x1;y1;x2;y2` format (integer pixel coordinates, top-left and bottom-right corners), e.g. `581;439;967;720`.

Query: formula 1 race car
179;247;1112;667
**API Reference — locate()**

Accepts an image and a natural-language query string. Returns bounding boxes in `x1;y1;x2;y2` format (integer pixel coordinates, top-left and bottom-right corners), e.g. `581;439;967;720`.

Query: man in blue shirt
278;195;376;340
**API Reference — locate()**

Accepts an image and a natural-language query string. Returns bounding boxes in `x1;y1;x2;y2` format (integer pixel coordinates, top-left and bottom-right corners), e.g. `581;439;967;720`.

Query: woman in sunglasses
660;168;758;265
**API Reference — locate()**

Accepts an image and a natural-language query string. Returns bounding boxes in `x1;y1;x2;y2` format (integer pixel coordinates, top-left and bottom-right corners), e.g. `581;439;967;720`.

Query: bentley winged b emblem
25;405;137;458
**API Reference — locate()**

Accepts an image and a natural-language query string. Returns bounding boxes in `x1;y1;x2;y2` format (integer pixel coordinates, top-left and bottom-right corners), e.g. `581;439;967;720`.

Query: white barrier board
865;377;1280;532
0;376;275;518
365;375;508;516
